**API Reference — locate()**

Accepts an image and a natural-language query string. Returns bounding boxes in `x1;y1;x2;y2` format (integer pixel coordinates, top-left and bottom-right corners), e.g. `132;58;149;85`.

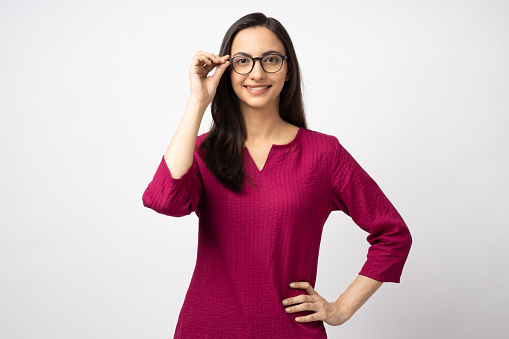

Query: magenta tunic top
142;127;412;339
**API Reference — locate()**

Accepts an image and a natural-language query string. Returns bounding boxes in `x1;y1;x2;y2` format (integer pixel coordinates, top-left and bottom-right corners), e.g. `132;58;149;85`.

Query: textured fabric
142;127;412;339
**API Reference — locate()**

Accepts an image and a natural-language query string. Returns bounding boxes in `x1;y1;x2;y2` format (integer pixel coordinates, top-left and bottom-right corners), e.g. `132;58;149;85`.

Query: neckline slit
243;127;303;173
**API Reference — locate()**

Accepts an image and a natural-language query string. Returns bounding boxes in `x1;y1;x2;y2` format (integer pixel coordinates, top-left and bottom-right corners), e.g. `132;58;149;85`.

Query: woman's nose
249;59;266;79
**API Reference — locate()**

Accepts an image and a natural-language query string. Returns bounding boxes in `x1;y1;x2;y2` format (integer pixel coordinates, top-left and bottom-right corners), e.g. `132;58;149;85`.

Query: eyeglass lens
232;55;284;74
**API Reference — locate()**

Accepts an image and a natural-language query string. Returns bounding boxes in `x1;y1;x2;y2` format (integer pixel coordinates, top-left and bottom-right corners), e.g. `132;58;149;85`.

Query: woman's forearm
334;275;383;322
164;98;206;179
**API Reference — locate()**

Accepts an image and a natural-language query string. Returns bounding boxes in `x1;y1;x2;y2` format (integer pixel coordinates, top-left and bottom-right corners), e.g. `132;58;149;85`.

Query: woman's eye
264;56;280;64
236;58;248;64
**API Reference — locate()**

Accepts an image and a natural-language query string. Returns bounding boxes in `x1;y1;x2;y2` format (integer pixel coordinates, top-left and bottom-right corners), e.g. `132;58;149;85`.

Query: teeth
247;86;269;90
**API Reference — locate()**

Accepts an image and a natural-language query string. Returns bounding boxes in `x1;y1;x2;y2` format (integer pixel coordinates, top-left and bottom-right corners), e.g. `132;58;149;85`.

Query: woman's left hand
282;281;350;326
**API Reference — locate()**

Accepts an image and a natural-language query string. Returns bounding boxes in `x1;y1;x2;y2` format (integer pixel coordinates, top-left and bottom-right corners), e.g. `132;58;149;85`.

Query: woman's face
229;26;290;112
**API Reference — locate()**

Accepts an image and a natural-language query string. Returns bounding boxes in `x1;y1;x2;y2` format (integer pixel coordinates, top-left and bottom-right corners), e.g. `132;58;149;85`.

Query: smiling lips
245;85;271;95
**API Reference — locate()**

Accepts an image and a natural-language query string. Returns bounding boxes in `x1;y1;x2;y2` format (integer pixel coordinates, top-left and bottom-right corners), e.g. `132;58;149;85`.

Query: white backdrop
1;1;508;338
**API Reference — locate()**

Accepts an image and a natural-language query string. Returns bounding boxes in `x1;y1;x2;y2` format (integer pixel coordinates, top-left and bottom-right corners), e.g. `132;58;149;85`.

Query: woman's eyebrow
233;50;283;57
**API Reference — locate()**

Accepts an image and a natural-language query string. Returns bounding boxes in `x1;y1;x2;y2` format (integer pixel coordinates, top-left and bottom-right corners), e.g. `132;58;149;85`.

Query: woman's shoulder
197;131;209;144
301;127;337;140
300;127;340;153
192;131;212;149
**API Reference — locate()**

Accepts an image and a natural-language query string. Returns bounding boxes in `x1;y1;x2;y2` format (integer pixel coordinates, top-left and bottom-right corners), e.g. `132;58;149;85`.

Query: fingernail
290;283;295;287
285;308;291;312
282;300;287;305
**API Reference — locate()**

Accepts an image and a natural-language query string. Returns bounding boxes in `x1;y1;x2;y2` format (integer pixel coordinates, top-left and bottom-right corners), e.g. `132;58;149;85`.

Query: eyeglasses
228;54;288;75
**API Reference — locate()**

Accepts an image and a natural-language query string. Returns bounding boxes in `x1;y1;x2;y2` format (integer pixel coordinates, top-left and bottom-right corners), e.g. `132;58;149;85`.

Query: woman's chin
240;102;273;111
238;96;280;111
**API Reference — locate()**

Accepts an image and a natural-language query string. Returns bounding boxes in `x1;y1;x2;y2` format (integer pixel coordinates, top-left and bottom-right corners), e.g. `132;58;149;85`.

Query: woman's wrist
333;275;384;324
333;297;355;323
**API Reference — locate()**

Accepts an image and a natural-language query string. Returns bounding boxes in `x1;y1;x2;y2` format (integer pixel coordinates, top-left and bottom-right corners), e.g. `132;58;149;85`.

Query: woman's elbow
400;225;412;255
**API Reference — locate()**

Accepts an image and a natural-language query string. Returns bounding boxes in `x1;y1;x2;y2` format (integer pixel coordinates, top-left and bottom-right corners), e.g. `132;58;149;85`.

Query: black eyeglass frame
228;54;289;75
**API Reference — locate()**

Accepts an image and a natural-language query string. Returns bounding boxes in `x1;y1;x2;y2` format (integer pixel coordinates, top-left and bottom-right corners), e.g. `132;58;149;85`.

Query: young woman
142;12;412;339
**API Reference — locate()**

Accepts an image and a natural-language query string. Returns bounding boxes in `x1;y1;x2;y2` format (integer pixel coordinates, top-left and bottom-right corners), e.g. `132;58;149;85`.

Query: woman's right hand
189;51;230;107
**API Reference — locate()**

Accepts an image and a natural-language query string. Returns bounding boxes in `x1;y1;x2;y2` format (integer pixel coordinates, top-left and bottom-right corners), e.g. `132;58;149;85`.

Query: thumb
210;60;230;83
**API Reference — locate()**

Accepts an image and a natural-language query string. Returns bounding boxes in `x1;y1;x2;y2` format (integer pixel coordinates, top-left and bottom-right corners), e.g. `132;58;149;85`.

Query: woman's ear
285;71;291;81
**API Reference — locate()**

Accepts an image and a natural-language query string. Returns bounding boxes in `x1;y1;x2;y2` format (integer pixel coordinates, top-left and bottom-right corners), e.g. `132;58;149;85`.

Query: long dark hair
198;12;308;193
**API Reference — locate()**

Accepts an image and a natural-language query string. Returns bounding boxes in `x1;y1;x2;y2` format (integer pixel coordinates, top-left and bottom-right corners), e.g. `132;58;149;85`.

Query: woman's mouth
245;85;271;95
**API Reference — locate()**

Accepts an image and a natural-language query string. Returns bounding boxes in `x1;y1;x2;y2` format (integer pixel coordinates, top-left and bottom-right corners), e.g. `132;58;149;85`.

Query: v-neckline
243;127;302;173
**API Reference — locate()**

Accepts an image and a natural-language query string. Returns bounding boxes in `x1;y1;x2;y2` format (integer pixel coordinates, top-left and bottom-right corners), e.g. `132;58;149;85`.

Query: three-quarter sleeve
142;154;203;217
330;137;412;283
